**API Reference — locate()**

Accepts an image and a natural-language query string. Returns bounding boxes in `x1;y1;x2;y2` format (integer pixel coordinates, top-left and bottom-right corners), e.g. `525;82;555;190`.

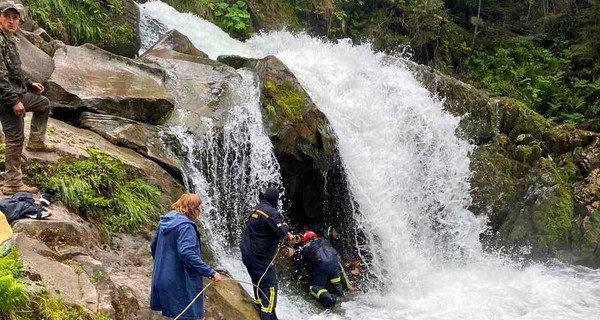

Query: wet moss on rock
264;80;307;123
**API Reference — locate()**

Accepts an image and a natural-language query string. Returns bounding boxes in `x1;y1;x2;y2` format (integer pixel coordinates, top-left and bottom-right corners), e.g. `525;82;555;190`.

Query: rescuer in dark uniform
240;188;293;320
293;230;348;309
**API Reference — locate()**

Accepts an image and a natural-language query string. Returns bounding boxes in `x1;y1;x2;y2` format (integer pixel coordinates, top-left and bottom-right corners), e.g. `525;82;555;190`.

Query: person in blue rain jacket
150;193;222;320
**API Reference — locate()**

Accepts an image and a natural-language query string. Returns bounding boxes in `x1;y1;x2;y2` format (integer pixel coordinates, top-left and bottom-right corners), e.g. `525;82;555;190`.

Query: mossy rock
499;158;574;255
244;0;301;31
469;135;529;229
512;144;542;166
569;209;600;267
250;55;344;222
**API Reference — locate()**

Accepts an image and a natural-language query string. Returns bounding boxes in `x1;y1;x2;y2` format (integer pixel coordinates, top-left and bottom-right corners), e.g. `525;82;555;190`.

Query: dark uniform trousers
309;259;344;308
242;254;279;320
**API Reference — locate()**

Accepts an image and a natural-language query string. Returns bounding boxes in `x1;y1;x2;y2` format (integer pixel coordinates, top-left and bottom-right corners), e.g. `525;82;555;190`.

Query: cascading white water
167;69;283;250
141;2;600;319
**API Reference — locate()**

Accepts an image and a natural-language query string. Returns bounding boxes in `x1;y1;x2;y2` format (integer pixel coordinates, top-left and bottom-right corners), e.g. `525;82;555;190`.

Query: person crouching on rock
0;1;54;195
293;230;350;309
150;193;222;320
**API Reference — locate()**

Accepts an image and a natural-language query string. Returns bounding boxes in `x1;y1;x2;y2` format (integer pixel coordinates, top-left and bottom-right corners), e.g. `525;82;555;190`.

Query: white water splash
141;2;600;319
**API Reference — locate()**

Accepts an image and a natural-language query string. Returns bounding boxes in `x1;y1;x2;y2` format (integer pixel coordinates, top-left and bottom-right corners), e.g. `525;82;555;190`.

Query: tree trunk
471;0;482;49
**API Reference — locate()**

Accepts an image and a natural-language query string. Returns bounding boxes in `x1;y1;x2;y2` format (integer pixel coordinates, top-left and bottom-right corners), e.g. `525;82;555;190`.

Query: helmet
301;230;317;244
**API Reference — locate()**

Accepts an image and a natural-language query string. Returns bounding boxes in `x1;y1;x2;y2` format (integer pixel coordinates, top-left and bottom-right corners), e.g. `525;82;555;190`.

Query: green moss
570;209;600;261
512;144;542;165
498;99;551;140
469;137;528;228
25;148;165;236
532;158;574;251
558;154;579;183
264;80;307;122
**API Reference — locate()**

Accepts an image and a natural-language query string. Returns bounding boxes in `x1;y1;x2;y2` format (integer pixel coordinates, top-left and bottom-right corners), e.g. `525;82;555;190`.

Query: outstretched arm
176;224;216;278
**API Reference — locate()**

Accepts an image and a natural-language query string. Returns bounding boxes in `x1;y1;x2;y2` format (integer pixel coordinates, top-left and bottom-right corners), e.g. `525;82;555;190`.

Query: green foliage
0;250;28;318
0;249;109;320
25;0;135;48
27;293;91;320
203;0;253;39
26;149;164;235
285;0;599;125
464;39;599;124
164;0;253;39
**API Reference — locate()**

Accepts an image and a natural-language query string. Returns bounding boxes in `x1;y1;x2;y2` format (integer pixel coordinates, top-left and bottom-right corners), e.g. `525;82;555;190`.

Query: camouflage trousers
0;92;50;187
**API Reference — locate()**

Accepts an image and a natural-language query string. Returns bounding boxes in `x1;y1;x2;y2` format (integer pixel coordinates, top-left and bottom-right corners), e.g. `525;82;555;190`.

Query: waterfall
140;1;600;319
167;69;283;250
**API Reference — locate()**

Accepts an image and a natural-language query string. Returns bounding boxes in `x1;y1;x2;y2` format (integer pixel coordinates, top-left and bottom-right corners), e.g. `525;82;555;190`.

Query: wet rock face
250;55;339;223
411;62;600;266
141;31;242;136
45;44;174;124
79;112;184;184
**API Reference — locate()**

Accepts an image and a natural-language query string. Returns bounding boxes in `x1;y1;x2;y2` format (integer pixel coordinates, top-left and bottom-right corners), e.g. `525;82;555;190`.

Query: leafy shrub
164;0;253;39
26;149;164;234
464;39;599;124
25;0;135;49
0;249;28;318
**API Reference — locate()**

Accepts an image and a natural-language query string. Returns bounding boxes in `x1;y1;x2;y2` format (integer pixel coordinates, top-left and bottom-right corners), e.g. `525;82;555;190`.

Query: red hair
171;193;202;220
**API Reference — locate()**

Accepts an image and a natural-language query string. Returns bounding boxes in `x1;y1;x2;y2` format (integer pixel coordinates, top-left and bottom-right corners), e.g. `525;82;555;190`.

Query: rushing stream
140;1;600;319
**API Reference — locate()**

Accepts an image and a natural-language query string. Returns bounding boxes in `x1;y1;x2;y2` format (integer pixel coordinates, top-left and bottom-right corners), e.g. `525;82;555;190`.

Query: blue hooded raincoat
150;211;216;320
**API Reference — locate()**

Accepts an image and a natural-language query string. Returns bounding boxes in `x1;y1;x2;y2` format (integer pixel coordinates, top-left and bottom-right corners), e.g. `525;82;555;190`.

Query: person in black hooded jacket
240;188;293;320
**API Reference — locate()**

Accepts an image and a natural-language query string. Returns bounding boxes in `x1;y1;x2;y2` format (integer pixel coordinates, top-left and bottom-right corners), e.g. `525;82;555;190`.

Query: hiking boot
25;141;55;153
2;184;39;195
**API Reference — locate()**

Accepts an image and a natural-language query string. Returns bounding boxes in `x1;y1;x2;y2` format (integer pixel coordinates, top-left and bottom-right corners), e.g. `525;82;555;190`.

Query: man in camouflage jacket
0;2;52;195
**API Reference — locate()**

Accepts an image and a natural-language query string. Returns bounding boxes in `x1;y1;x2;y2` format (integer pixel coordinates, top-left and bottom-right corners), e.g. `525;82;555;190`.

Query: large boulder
143;29;208;59
79;112;183;183
247;55;338;222
44;44;174;124
105;0;142;58
13;234;101;313
412;64;600;266
140;30;241;136
12;202;102;251
243;0;300;31
15;30;54;83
